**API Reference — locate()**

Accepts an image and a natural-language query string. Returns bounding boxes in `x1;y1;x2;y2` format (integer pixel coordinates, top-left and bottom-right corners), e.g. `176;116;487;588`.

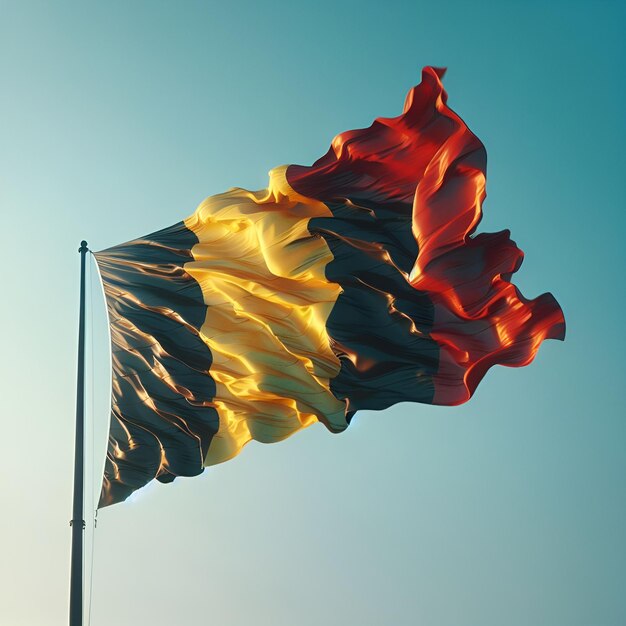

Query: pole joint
69;519;86;529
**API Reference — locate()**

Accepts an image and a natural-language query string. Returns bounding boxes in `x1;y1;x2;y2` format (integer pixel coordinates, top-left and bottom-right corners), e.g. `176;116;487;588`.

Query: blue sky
1;1;624;625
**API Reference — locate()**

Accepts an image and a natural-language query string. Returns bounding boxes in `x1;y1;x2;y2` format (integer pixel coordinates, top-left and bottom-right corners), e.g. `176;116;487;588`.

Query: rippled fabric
287;66;565;408
95;225;219;508
184;167;346;468
96;66;564;508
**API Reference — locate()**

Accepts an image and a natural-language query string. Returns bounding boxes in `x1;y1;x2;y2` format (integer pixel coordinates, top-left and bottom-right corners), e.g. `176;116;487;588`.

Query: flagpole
70;240;88;626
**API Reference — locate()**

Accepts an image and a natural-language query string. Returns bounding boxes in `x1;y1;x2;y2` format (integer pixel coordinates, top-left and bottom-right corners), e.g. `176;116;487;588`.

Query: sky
1;1;624;625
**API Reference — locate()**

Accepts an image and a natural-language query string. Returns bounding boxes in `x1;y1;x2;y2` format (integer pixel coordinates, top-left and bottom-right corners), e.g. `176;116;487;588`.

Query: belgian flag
95;67;565;508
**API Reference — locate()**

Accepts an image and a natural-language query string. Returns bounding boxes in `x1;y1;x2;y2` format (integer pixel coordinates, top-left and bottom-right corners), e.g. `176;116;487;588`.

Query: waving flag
95;67;565;508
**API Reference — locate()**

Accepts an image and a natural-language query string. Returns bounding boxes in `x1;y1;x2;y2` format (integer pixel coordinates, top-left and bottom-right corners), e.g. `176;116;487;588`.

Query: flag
95;67;565;508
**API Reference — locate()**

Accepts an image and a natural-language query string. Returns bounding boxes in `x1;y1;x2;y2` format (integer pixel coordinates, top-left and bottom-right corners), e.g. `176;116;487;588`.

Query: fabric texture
95;67;565;508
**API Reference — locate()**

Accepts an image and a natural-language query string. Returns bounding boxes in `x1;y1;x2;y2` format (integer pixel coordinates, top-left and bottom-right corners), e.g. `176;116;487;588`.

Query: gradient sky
1;1;624;625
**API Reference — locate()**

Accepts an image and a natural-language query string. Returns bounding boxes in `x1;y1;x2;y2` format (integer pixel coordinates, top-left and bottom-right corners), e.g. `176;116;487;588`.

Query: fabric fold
95;67;564;507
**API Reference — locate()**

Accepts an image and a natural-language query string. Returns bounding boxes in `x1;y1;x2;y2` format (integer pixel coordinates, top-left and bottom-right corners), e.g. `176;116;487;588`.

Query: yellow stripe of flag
183;166;348;467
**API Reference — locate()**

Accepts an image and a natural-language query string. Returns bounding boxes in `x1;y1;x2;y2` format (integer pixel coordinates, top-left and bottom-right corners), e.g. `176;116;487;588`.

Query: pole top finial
79;240;89;253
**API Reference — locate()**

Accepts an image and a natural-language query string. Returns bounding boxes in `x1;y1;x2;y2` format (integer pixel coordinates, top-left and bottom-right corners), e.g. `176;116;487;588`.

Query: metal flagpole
70;240;88;626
